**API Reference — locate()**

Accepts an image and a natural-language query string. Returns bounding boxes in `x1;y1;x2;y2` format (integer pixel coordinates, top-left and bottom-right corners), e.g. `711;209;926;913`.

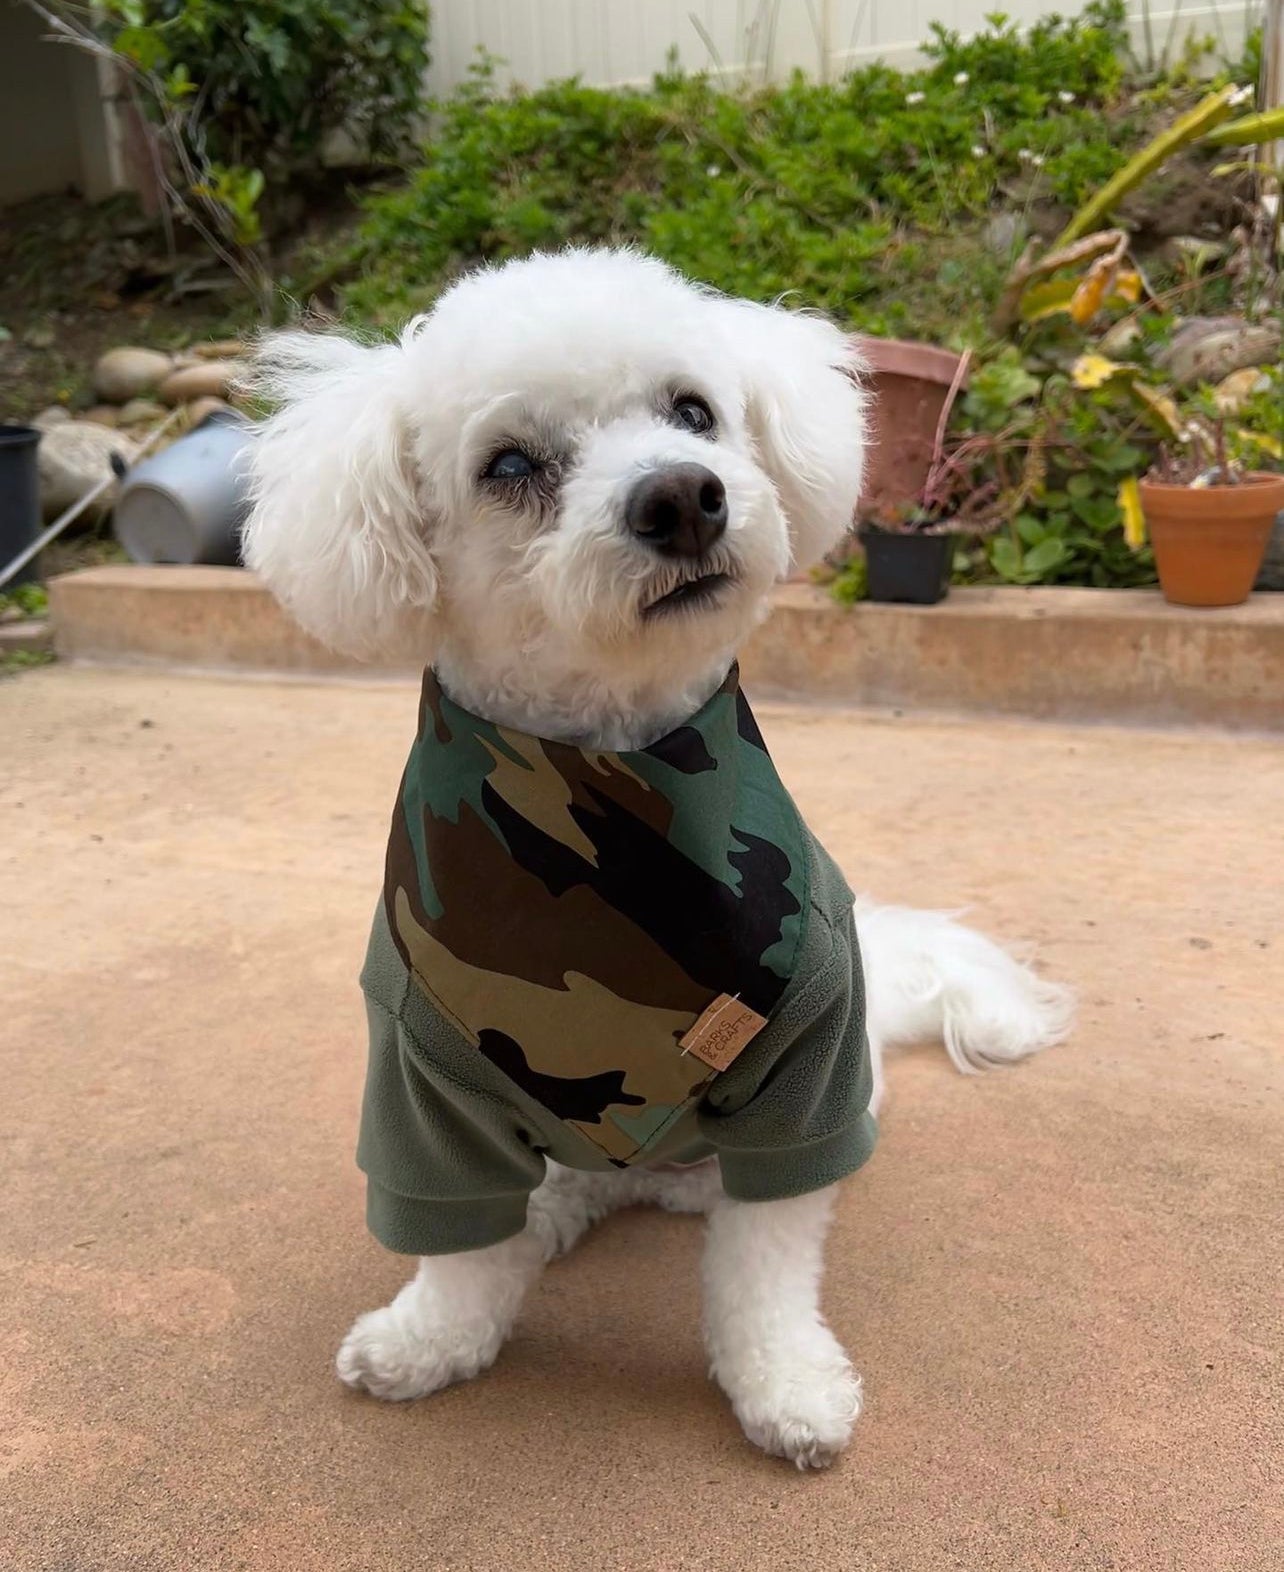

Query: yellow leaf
1216;369;1269;414
1018;278;1080;321
1072;353;1130;390
1069;258;1116;325
1238;427;1283;459
1129;381;1183;436
1118;477;1146;550
1113;270;1142;303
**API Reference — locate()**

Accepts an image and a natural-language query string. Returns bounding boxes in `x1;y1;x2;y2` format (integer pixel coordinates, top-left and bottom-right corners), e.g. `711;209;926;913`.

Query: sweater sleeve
356;994;547;1255
696;901;876;1202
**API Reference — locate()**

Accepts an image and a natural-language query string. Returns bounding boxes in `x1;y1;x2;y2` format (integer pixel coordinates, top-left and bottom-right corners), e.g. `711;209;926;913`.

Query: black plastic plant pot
0;424;42;587
860;524;953;605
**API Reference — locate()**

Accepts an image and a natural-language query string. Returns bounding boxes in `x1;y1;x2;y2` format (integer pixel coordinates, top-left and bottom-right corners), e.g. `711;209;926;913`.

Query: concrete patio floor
3;664;1281;1571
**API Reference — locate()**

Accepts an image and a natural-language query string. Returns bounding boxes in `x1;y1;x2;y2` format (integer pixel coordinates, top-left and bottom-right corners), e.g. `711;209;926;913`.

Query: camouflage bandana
383;666;810;1166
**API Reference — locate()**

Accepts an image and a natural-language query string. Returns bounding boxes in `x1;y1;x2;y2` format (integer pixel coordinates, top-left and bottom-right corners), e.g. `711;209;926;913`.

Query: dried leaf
1128;381;1183;436
1214;368;1271;414
1113;270;1142;303
1070;257;1117;324
1237;428;1283;459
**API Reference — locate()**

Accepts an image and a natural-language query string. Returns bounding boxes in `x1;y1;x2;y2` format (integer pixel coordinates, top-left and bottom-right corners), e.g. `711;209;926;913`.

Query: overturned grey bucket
114;411;255;566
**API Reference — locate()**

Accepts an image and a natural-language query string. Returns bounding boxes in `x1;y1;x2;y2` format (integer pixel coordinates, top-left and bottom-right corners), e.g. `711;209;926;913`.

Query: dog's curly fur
243;248;1072;1468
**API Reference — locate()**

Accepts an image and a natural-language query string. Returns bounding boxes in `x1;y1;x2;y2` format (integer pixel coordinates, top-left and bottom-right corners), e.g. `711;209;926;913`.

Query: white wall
426;0;1260;95
0;0;82;203
0;0;125;205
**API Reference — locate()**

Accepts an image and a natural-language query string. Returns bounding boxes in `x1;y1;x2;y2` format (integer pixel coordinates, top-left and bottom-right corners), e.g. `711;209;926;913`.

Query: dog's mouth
641;571;733;619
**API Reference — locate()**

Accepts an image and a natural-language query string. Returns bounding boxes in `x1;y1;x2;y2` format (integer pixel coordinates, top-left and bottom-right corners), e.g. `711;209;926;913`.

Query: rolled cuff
715;1111;878;1204
365;1179;530;1255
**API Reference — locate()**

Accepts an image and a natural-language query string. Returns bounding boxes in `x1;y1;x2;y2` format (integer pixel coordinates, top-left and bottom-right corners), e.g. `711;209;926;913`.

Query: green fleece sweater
356;667;875;1254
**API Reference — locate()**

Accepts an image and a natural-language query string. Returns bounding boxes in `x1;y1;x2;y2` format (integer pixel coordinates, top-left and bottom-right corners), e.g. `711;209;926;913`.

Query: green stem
1202;107;1284;148
1053;85;1242;249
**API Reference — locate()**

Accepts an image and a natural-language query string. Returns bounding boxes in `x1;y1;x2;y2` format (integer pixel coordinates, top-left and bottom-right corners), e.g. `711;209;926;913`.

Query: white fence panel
426;0;1261;95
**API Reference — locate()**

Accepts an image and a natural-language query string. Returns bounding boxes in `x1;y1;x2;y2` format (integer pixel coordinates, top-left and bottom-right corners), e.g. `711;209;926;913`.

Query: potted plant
857;511;956;605
856;351;997;604
1137;420;1284;607
854;337;972;522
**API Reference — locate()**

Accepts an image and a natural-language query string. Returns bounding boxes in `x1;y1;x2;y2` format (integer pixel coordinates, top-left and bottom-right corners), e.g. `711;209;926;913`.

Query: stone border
47;566;1284;730
740;584;1284;731
0;619;53;656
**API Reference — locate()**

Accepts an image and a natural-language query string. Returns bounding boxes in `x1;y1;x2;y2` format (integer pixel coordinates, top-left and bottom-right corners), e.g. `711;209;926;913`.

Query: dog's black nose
625;464;728;559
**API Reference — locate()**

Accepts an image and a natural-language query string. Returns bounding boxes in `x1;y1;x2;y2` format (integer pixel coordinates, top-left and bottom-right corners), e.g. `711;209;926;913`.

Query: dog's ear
721;300;868;573
243;329;440;659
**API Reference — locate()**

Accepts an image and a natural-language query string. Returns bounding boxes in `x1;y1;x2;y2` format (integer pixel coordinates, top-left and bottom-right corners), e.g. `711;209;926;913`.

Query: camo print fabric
383;666;809;1166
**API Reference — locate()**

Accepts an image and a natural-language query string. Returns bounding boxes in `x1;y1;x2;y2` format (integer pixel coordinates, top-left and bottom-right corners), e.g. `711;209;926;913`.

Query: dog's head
245;249;866;724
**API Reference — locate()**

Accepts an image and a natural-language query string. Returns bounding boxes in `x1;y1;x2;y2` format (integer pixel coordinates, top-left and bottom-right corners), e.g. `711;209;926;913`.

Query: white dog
243;248;1071;1469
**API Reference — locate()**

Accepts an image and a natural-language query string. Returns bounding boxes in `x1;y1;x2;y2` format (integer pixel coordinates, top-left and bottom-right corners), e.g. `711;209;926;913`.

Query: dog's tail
853;900;1073;1086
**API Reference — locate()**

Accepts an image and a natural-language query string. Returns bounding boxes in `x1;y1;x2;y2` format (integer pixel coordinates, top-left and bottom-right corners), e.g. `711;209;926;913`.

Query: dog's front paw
724;1332;862;1469
336;1302;502;1402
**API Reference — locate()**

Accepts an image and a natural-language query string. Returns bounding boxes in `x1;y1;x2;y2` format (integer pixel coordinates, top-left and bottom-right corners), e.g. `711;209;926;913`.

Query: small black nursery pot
859;523;953;605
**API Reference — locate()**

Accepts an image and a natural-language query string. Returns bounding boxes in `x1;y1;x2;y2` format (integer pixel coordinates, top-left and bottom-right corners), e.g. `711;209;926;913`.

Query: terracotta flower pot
1139;471;1284;607
854;338;968;521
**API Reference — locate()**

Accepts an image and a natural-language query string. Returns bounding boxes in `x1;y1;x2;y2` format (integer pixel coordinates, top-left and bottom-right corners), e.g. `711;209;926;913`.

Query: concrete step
0;618;53;657
47;565;1284;730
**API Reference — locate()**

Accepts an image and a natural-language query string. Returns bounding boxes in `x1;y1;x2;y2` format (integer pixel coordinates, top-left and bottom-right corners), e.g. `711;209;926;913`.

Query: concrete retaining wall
47;566;1284;730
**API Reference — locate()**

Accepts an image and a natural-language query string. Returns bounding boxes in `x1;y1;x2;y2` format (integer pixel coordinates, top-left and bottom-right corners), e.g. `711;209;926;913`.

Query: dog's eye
484;449;537;481
673;397;715;436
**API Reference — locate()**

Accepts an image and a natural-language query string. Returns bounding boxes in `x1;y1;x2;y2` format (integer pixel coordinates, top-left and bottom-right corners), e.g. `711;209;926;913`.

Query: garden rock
158;360;243;405
36;421;139;520
184;396;234;427
194;339;246;360
118;397;169;428
34;406;71;426
86;405;121;428
93;347;174;403
1158;318;1282;389
984;213;1026;258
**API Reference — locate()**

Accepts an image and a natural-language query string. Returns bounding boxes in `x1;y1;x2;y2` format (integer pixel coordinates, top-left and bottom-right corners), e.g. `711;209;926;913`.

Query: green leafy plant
0;584;49;619
24;0;429;311
310;2;1273;598
945;346;1160;587
0;649;55;677
344;6;1143;333
827;557;869;604
101;0;431;183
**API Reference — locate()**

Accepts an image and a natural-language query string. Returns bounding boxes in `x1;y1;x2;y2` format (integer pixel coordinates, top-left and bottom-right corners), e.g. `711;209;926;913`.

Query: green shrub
103;0;431;180
346;3;1141;335
341;0;1280;593
0;584;49;619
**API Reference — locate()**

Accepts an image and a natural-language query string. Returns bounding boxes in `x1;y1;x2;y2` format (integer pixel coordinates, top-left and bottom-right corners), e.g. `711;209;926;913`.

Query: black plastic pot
0;425;42;587
860;525;953;605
